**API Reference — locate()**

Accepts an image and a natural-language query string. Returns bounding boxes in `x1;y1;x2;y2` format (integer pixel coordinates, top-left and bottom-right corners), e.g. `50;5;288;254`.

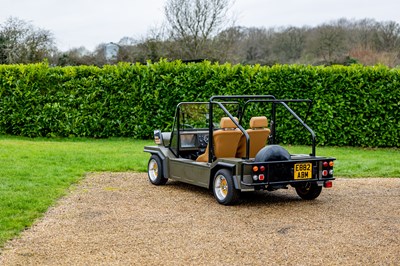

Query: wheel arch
146;151;169;179
209;162;239;190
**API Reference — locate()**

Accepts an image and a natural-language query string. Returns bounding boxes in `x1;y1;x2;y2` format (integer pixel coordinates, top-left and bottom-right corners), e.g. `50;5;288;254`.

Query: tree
55;47;95;66
0;17;55;64
0;35;7;63
164;0;235;60
272;26;307;63
240;27;275;65
306;23;348;64
349;18;379;50
135;25;171;62
212;26;245;63
375;21;400;52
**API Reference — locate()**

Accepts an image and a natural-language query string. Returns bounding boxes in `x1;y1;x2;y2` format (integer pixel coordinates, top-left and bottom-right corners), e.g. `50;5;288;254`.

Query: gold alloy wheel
215;174;228;201
148;159;158;182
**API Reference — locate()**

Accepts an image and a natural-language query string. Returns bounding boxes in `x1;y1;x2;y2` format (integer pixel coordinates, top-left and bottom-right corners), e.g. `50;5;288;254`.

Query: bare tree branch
164;0;235;59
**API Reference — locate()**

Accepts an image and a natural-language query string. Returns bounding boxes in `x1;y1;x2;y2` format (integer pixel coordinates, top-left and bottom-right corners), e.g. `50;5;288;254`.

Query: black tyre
147;155;168;185
213;169;240;205
295;182;322;200
255;145;291;162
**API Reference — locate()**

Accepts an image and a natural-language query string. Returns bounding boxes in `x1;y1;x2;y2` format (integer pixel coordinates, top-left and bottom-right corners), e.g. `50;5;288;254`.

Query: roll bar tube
209;96;316;160
208;95;277;162
278;101;316;156
209;101;250;163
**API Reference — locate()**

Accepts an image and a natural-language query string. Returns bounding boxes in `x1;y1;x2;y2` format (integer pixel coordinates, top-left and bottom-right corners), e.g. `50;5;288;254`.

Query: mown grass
285;145;400;178
0;136;399;247
0;136;151;247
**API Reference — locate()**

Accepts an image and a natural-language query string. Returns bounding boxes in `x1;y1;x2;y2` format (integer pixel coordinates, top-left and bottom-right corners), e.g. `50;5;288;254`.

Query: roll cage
168;95;315;163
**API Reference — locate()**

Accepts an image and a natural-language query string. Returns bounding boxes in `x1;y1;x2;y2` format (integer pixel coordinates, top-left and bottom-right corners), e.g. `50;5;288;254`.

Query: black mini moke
144;95;335;205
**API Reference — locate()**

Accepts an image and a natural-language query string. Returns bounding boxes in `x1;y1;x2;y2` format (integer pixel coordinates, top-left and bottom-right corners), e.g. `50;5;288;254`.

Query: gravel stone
0;173;399;265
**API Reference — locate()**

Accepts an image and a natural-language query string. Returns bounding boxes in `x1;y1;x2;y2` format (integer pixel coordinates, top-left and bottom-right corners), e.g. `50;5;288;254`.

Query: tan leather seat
196;117;242;162
236;116;270;158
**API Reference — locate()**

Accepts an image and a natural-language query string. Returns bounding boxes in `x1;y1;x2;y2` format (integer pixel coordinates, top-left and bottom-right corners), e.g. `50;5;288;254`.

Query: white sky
2;0;399;52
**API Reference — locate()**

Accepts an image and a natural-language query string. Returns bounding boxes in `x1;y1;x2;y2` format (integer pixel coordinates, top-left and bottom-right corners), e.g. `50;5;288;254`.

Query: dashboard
179;130;209;150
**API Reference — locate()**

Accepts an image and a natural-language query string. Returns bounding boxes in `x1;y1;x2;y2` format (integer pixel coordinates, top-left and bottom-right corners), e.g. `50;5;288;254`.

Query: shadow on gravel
239;190;303;205
165;180;308;206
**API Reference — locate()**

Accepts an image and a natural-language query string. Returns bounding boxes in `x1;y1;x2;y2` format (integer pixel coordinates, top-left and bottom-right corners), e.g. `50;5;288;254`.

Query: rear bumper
238;156;336;190
240;177;335;187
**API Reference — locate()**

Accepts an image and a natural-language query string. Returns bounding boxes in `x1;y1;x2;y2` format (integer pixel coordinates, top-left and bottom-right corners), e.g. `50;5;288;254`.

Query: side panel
169;159;210;188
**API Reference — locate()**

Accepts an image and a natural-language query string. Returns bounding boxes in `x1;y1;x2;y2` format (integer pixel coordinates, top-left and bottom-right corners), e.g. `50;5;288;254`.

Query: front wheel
295;182;322;200
148;155;168;185
213;169;240;205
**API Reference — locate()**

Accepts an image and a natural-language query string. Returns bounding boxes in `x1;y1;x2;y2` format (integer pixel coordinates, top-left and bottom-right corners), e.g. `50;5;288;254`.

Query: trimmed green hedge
0;61;398;147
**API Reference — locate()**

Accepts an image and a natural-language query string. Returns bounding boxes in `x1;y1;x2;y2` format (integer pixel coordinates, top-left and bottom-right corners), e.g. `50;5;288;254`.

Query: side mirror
153;130;163;145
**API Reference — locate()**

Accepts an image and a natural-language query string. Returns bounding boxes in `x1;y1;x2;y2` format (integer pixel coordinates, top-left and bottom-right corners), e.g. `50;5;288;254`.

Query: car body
144;95;335;205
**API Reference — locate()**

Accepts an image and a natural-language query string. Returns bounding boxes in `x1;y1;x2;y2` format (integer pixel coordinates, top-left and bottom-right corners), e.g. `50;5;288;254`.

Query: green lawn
0;136;399;247
0;136;151;246
285;145;400;178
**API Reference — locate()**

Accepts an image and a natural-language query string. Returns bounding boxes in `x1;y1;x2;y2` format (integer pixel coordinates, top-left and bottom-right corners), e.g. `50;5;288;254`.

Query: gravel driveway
1;173;399;265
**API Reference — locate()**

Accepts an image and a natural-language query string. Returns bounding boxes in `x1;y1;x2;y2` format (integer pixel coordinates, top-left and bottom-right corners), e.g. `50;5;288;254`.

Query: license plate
294;163;312;180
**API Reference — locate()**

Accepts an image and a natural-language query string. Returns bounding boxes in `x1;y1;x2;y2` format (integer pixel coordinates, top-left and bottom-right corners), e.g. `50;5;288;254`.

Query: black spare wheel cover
255;145;291;162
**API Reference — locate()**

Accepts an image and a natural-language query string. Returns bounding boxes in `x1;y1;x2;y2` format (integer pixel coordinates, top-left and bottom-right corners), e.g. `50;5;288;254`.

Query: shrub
0;61;398;147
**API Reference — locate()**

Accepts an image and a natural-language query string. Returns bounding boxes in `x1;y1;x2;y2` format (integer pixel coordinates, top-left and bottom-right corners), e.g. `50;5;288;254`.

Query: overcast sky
2;0;399;51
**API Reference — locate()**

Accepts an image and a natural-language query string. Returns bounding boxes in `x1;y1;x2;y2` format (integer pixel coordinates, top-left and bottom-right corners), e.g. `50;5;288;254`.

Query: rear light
251;165;267;182
324;181;333;188
323;161;334;168
322;170;328;176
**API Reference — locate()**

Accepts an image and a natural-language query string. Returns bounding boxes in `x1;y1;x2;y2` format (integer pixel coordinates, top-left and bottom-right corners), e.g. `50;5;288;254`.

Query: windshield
169;102;240;156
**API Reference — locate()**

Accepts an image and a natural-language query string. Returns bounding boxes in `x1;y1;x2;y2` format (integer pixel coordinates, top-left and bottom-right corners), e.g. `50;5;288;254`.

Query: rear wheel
213;169;240;205
148;155;168;185
295;182;322;200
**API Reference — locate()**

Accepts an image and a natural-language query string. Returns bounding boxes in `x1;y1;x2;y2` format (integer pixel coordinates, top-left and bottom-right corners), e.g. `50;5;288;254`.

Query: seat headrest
250;116;268;128
220;117;238;129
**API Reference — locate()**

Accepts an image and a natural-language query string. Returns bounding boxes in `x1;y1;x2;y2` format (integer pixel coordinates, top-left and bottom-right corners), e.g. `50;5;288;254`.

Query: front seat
196;117;242;162
236;116;270;158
